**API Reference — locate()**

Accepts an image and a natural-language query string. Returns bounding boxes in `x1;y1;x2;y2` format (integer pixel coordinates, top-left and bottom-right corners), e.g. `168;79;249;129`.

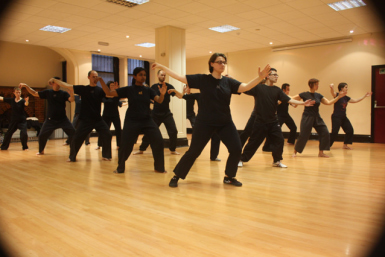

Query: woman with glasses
152;53;270;187
291;78;346;158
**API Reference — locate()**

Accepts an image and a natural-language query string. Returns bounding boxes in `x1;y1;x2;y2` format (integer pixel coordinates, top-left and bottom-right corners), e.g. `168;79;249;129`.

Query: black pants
263;115;297;151
116;118;165;173
239;113;256;148
210;133;220;160
66;114;90;145
98;115;122;147
187;113;196;128
294;114;330;153
38;118;75;153
69;119;112;161
1;120;28;150
241;121;284;163
173;121;241;179
330;116;353;146
140;112;178;152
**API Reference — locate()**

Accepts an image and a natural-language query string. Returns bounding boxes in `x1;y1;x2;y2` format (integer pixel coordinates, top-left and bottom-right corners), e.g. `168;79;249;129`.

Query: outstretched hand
151;62;162;70
366;92;373;97
183;84;190;94
19;83;27;89
258;64;271;79
158;81;167;95
338;91;347;98
304;99;315;107
330;83;334;89
48;78;56;86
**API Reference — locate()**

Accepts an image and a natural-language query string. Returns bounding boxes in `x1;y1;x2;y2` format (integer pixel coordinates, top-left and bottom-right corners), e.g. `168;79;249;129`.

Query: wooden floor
0;136;385;257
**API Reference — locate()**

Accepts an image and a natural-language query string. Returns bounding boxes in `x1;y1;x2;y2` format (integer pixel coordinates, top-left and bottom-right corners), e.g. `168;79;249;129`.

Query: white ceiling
0;0;383;60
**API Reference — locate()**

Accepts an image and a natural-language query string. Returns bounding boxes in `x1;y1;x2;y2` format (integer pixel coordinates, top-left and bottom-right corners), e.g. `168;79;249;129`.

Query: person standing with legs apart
0;87;29;151
49;71;112;162
134;70;180;155
20;80;75;155
239;69;314;168
95;81;123;151
100;67;167;174
329;82;372;149
291;78;346;158
262;83;298;151
153;53;271;188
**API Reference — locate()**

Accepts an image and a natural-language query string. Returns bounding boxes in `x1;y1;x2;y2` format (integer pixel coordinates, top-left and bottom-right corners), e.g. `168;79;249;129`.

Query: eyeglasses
269;73;279;77
214;61;227;65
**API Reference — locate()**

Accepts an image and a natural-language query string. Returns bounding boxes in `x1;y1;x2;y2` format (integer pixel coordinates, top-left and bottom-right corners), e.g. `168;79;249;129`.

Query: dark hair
282;83;290;90
14;87;21;91
308;78;319;89
269;68;277;73
53;76;60;80
106;81;114;89
132;67;146;85
338;82;348;91
208;53;227;73
88;70;97;77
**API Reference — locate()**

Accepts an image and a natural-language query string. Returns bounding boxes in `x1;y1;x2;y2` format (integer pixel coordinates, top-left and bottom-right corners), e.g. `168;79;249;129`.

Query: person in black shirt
20;81;75;155
262;83;298;151
49;70;112;162
100;67;167;174
329;82;372;149
239;69;314;168
291;78;346;158
95;81;123;150
153;53;271;187
0;87;29;150
134;70;180;155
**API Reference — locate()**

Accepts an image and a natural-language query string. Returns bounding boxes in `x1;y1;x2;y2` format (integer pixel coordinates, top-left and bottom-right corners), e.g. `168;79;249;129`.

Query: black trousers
241;121;284;163
66;114;90;145
38;118;75;153
263;115;297;151
210;133;220;160
1;120;28;150
187;113;196;128
116;118;165;173
140;112;178;152
97;115;122;147
294;114;330;153
239;113;256;148
173;121;241;179
69;119;112;161
330;116;354;146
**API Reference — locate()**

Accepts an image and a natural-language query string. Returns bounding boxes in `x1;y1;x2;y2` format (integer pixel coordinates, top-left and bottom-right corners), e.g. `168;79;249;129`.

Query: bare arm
329;83;337;98
154;82;167;103
0;96;3;101
349;92;372;103
321;91;347;105
237;64;271;93
152;63;187;84
168;88;183;99
24;96;29;106
19;83;39;97
290;94;302;101
67;88;75;102
288;98;315;106
98;77;118;97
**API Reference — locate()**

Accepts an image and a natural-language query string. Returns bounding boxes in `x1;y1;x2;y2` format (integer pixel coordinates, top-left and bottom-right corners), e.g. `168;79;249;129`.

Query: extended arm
67;88;75;102
48;78;74;90
168;88;183;99
349;92;372;103
99;77;118;97
288;98;315;106
237;64;271;93
152;63;187;84
154;82;167;103
330;83;337;98
19;83;39;97
321;91;347;105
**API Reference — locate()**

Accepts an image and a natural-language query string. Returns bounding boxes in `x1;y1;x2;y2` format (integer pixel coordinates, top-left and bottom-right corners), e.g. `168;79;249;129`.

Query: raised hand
366;92;373;97
48;78;56;86
158;81;167;95
330;83;334;89
19;83;27;89
258;64;271;78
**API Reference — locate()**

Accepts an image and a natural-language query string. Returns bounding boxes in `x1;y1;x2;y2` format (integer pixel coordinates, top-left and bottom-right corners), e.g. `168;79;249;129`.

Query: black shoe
169;176;179;187
210;158;221;161
85;142;90;145
223;176;242;187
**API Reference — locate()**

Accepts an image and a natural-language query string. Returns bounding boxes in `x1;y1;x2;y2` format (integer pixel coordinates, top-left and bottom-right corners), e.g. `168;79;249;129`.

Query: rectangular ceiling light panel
328;0;366;11
209;25;240;33
135;43;155;48
40;25;71;33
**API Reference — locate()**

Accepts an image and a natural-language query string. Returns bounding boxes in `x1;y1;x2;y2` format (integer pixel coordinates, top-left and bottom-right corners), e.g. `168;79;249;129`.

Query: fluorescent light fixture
272;38;352;52
328;0;366;11
107;0;149;7
135;42;155;48
40;25;71;33
209;25;240;33
124;0;149;4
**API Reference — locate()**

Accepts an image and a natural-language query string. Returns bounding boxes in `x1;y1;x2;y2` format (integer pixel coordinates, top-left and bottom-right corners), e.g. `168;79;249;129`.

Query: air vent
98;41;109;46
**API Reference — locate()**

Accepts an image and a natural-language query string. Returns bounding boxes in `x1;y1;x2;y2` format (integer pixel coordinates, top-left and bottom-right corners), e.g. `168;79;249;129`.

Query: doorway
371;65;385;143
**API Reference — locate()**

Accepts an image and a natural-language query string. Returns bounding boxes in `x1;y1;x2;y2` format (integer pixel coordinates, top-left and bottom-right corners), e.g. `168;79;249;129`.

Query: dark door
372;65;385;143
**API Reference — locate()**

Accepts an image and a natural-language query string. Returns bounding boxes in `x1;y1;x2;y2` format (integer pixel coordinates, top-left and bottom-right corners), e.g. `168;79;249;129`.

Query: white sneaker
238;161;243;167
272;161;287;168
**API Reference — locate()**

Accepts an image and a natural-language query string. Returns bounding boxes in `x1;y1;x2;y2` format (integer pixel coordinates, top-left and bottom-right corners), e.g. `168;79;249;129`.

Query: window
92;54;119;87
127;58;150;86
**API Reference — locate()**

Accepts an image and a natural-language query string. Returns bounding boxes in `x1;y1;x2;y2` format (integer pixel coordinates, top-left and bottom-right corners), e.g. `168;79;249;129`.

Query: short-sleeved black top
102;97;122;117
183;93;200;116
115;85;157;121
38;89;70;121
332;93;351;118
299;92;324;116
186;74;241;125
151;83;175;115
73;85;105;121
277;102;289;117
4;98;26;122
245;84;291;123
74;95;81;114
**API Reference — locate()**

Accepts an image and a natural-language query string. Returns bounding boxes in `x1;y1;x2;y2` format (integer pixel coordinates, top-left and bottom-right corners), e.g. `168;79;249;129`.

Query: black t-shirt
38;89;70;121
102;97;122;117
151;83;175;115
299;92;324;116
4;98;26;122
115;85;157;121
277;101;289;117
332;93;351;118
74;95;81;114
186;74;241;125
245;84;291;123
73;85;105;121
183;93;200;116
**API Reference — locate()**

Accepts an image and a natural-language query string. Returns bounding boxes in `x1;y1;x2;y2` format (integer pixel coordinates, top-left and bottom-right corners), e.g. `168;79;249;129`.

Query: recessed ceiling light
209;25;240;33
350;30;354;33
209;51;212;53
139;55;142;57
270;42;273;45
124;0;149;4
328;0;366;11
135;43;155;48
26;39;29;42
40;25;71;33
97;49;101;52
126;35;130;38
